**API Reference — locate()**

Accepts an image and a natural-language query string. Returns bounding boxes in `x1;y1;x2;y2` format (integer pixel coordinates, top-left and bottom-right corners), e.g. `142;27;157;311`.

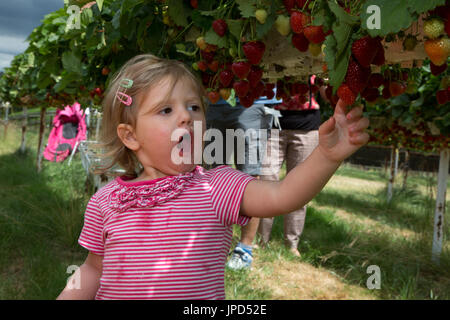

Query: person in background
258;75;323;258
205;90;282;270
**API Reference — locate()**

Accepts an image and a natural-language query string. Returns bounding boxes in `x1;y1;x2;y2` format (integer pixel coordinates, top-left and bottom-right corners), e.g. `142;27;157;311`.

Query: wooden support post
36;107;47;173
95;111;101;142
394;147;399;178
402;149;410;190
432;149;449;264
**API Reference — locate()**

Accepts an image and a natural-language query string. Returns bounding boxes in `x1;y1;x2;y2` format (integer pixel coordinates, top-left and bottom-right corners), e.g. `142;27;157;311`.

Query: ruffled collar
108;166;201;212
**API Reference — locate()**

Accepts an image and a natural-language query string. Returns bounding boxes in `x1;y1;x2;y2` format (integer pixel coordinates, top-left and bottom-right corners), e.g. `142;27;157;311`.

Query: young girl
57;54;369;300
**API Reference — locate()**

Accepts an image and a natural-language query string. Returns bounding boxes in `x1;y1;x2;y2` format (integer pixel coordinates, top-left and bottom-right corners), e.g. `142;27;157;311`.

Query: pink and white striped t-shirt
78;165;254;300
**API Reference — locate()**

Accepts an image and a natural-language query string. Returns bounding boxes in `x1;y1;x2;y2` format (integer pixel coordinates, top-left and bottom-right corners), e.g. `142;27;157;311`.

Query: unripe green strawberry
424;18;445;39
275;15;291;36
308;43;322;56
255;9;268;24
196;36;207;50
403;35;418;51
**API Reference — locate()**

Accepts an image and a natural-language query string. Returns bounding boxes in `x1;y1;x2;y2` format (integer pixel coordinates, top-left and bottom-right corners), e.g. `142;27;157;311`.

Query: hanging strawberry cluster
334;35;386;106
191;1;278;108
272;0;329;57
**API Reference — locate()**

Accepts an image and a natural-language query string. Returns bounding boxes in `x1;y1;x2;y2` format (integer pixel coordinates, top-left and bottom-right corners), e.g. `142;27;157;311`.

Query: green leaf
324;32;351;92
324;34;337;71
236;0;256;18
327;1;359;26
37;73;53;90
62;51;82;75
191;10;213;29
226;19;243;40
111;10;121;29
256;14;276;39
27;53;35;67
227;89;236;107
361;0;414;37
204;28;228;48
406;0;446;14
333;21;353;59
96;0;104;11
168;0;190;27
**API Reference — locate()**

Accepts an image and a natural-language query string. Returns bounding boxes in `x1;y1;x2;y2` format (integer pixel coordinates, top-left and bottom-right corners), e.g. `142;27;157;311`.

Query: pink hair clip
115;78;134;106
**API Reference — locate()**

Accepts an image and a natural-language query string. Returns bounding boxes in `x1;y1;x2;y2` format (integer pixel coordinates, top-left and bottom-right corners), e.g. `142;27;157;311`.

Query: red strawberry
201;73;211;86
266;82;275;91
297;94;308;105
362;87;379;102
369;73;384;88
401;70;409;81
208;60;219;72
296;0;310;9
197;60;208;72
337;83;357;106
351;36;379;67
296;83;309;95
430;5;450;19
290;11;305;33
372;39;385;66
325;85;333;101
345;58;371;93
283;0;295;13
233;80;250;98
292;32;309;52
231;61;251;79
190;0;198;9
208;91;220;104
303;25;326;44
247;66;263;88
389;81;407;97
331;93;339;106
430;62;447;76
382;86;391;99
254;81;266;98
243;41;266;65
265;88;275;99
219;70;233;87
200;50;215;62
436;89;448;104
212;19;227;37
240;94;255;108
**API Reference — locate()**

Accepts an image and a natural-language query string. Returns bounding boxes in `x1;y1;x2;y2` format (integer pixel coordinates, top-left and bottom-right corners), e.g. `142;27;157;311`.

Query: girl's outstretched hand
317;99;370;164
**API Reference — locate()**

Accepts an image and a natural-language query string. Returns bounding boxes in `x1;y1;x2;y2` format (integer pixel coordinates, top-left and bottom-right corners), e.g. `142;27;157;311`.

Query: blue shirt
210;89;281;107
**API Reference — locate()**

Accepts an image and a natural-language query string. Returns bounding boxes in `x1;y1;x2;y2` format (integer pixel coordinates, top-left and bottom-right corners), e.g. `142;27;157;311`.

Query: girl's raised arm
240;99;370;218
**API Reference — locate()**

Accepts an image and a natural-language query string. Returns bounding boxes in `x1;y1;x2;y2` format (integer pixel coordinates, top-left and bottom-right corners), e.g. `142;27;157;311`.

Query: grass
0;123;87;299
0;123;449;299
226;162;450;300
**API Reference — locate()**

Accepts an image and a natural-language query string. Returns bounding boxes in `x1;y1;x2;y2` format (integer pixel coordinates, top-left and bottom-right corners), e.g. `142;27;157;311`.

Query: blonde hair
95;54;207;178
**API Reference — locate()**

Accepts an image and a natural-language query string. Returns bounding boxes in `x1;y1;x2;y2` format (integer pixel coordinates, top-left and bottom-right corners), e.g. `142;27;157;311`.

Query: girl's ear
117;124;140;151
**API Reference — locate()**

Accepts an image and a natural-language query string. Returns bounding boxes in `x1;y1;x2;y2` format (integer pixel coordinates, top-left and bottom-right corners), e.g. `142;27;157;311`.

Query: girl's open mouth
176;132;192;157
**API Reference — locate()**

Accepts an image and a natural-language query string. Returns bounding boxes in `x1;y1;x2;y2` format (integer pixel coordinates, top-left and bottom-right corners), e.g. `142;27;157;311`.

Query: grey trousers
258;129;319;248
205;103;273;175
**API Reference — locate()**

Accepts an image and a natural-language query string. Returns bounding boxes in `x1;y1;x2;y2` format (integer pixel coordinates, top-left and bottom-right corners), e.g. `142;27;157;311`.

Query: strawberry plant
0;0;448;156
